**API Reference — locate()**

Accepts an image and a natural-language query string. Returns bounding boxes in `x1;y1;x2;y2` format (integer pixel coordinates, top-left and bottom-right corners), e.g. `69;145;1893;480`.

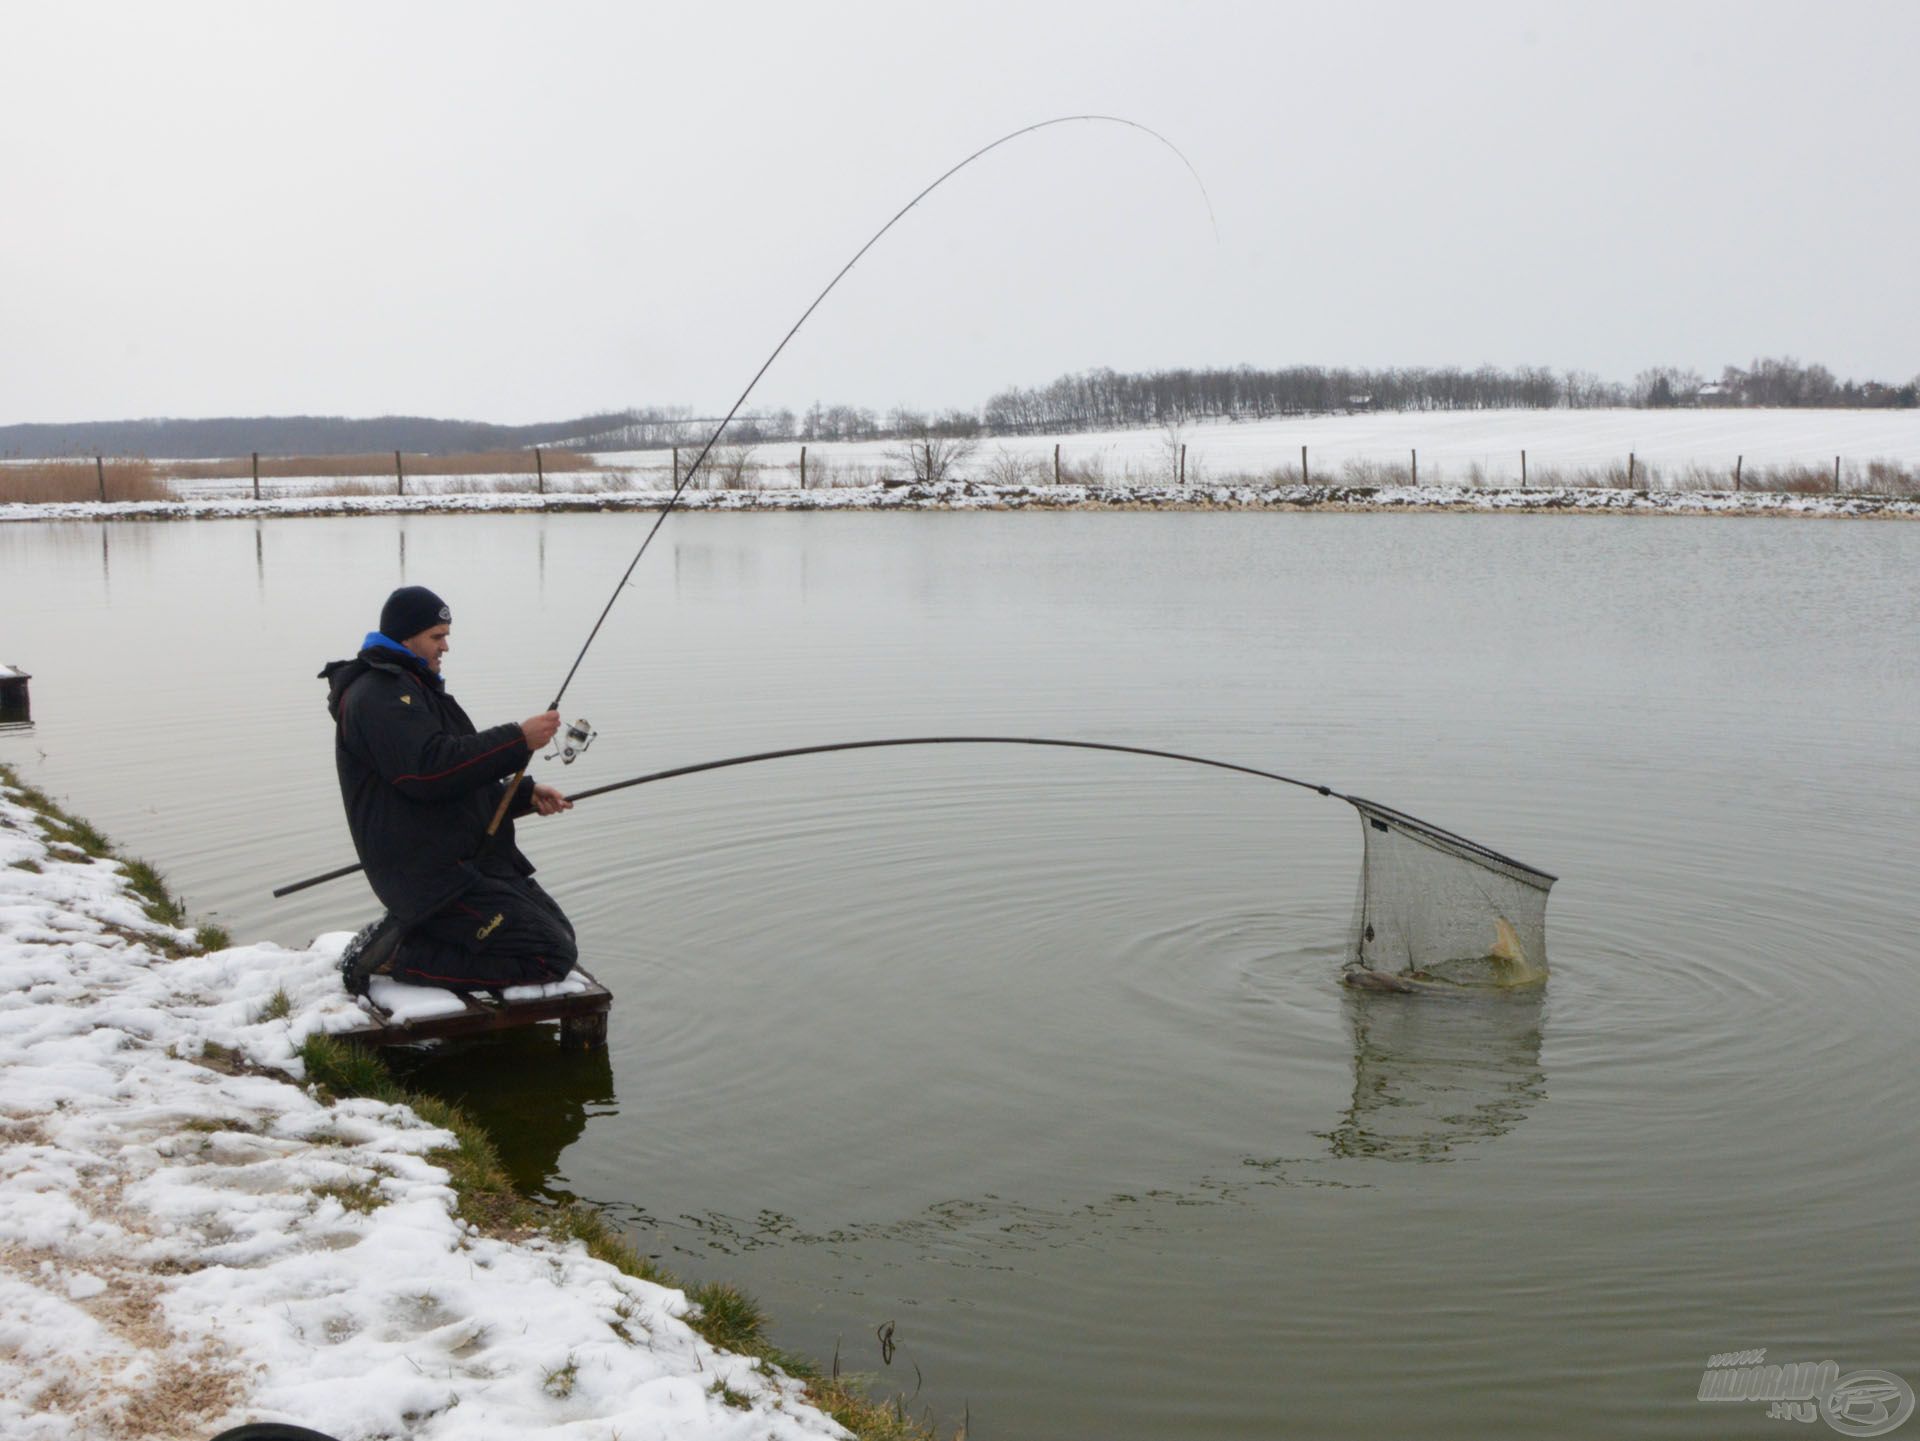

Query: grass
541;1355;580;1400
312;1178;387;1215
295;1032;950;1438
257;988;292;1023
0;763;224;947
0;459;174;503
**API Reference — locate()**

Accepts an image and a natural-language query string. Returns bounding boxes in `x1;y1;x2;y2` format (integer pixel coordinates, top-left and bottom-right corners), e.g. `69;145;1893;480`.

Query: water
3;511;1916;1438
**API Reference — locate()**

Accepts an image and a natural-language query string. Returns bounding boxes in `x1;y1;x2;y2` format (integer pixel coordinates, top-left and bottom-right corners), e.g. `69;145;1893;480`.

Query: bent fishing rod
481;114;1216;838
274;735;1345;899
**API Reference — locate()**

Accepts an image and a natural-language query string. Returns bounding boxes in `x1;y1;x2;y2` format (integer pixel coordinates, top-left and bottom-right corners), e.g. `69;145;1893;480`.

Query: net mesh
1345;798;1554;987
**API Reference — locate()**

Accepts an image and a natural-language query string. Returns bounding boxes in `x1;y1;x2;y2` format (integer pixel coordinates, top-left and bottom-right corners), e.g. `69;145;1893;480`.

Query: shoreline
0;763;932;1441
4;479;1919;524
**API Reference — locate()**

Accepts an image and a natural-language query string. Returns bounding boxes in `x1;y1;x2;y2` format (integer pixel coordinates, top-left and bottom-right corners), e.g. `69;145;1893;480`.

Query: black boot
339;913;405;997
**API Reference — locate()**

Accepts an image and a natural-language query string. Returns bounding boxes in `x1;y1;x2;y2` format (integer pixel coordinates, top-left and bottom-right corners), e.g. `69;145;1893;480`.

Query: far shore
5;479;1919;524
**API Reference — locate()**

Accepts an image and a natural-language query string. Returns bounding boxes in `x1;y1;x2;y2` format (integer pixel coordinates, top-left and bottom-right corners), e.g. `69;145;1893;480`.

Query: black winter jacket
320;644;536;923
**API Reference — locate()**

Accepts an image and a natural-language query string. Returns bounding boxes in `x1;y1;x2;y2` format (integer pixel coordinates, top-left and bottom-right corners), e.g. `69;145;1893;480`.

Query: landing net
1345;798;1555;987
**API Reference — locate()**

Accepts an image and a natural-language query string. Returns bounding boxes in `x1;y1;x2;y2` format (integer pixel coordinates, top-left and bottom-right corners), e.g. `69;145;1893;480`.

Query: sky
2;1;1915;426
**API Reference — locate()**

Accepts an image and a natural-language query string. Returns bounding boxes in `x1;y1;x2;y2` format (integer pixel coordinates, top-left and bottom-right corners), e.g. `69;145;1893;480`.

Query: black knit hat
379;586;452;642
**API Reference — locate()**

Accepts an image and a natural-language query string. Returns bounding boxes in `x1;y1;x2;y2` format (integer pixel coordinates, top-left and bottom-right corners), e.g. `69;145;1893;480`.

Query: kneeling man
321;585;578;993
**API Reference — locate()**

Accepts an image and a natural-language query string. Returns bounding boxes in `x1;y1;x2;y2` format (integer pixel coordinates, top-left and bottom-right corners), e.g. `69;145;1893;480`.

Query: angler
319;585;579;994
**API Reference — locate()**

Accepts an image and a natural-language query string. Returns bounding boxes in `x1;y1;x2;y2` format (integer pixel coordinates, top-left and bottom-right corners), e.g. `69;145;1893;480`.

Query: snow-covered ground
0;778;847;1441
4;479;1917;526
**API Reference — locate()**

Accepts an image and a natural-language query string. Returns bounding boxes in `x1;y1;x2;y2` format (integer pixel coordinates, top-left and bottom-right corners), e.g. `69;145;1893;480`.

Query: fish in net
1342;798;1554;991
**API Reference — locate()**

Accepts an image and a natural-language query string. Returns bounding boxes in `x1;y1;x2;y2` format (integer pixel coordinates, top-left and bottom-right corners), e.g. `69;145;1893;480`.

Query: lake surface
3;510;1916;1438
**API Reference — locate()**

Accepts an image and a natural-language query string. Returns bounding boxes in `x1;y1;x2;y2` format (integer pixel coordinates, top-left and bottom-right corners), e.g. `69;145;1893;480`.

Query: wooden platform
333;966;611;1051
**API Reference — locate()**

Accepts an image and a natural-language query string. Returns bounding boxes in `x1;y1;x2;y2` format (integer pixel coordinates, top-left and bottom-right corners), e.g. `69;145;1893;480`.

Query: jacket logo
399;694;412;705
475;913;505;940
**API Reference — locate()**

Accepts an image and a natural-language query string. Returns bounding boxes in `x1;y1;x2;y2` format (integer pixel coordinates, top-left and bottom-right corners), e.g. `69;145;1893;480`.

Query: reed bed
160;449;597;480
0;460;174;503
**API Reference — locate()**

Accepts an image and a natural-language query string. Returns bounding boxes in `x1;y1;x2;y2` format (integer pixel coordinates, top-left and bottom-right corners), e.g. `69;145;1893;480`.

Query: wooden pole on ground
1053;443;1060;485
535;447;545;494
1301;445;1309;485
1834;455;1841;493
394;450;404;497
925;440;933;480
251;451;260;501
799;445;807;490
1628;452;1637;490
95;456;105;502
672;446;680;488
1411;448;1417;486
1734;455;1743;491
1521;449;1528;487
1179;443;1186;485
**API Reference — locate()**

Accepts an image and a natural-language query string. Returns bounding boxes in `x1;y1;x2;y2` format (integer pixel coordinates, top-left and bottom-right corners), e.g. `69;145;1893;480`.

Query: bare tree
888;433;977;484
700;443;758;490
1159;408;1192;486
980;445;1049;487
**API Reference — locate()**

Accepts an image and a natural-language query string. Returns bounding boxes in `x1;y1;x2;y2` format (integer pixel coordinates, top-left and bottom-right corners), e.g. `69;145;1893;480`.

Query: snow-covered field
125;409;1920;501
0;779;846;1441
593;408;1920;489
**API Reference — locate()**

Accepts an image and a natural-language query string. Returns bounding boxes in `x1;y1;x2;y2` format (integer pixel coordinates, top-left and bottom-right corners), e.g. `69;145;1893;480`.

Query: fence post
534;447;544;495
1301;444;1309;485
1628;452;1636;490
1520;449;1527;488
672;446;680;488
1053;443;1060;485
925;440;933;481
1834;455;1841;494
394;450;403;497
251;451;260;501
800;445;807;490
1734;455;1743;491
96;455;105;502
1411;448;1417;486
1179;443;1186;485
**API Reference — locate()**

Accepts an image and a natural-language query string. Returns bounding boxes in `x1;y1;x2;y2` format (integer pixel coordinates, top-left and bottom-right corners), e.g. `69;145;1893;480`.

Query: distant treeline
967;357;1918;435
5;357;1912;460
0;411;638;461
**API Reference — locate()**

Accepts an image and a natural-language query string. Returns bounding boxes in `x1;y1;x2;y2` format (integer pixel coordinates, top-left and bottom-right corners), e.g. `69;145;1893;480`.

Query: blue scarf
359;632;443;689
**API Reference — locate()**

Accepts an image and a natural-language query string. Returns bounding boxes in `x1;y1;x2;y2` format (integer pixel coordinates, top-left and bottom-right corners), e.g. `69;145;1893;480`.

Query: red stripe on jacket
392;735;526;786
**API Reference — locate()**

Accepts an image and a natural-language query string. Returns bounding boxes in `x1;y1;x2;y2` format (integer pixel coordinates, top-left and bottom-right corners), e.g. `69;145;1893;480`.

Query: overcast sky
3;1;1914;425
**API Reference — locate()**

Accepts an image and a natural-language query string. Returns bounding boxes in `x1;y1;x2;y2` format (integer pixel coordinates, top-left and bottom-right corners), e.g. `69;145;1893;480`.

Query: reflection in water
1321;988;1546;1161
391;1027;617;1200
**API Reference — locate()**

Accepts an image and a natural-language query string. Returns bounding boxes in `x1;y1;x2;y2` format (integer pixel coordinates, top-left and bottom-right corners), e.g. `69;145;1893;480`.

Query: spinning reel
545;717;597;765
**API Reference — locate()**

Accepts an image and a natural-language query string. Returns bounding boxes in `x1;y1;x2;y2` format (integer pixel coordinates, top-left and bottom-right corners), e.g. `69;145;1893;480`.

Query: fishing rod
482;114;1217;839
274;735;1342;899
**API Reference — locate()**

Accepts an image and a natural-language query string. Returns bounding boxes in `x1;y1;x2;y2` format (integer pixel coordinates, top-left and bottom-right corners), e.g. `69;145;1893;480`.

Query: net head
1345;799;1554;988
